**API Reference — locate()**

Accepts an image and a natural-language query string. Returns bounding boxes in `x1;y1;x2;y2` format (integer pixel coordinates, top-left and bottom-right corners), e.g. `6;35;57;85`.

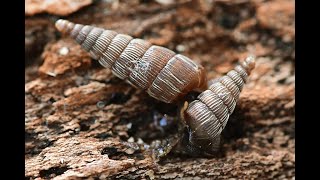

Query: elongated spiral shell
55;19;207;103
183;56;255;153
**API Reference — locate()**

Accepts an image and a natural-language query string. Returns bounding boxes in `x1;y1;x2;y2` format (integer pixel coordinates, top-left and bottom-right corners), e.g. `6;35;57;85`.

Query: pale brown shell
183;56;255;153
55;19;207;103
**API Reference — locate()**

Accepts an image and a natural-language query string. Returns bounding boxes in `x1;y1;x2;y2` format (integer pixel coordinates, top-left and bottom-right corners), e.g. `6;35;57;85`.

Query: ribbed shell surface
89;30;117;60
209;82;236;113
100;34;133;69
70;24;84;39
185;100;222;147
81;28;104;51
112;39;151;80
126;45;175;90
227;70;245;90
198;90;229;128
184;62;255;151
55;19;207;103
75;25;93;45
147;54;204;103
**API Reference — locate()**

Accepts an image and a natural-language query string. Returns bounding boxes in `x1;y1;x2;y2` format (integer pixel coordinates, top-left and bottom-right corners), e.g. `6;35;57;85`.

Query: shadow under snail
55;19;256;157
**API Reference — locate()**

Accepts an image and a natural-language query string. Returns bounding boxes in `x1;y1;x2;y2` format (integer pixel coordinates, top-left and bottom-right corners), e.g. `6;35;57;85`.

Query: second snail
55;19;256;157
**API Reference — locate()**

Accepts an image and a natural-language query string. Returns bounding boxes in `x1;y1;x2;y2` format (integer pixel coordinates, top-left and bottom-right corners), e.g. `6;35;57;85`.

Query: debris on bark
25;0;93;16
25;0;295;179
39;39;91;76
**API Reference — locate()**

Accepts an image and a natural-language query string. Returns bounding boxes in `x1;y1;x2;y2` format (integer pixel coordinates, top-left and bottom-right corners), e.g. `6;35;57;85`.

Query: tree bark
25;0;295;179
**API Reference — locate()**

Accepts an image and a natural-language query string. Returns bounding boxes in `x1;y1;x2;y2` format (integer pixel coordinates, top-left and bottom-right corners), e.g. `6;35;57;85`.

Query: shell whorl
55;19;207;103
184;56;256;152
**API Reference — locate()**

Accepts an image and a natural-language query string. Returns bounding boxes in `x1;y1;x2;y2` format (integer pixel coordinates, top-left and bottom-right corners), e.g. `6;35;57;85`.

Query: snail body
55;19;207;103
181;56;255;155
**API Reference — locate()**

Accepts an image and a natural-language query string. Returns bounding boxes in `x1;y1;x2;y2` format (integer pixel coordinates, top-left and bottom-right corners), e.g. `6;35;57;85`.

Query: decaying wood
25;0;295;179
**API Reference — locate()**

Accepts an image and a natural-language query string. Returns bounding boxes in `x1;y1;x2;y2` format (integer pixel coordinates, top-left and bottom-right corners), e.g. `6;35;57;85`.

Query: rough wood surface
25;0;295;179
25;0;93;16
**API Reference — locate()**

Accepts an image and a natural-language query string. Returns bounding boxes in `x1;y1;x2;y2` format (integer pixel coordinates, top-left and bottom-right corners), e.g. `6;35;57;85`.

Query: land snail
55;19;256;157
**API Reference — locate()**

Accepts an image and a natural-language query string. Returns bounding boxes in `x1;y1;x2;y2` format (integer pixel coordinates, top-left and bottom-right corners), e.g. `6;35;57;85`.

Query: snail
176;56;255;156
55;19;207;104
54;19;255;156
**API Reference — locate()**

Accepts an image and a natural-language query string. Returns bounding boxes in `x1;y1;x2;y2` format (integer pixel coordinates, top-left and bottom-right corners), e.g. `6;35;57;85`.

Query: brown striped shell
55;19;207;103
182;56;255;154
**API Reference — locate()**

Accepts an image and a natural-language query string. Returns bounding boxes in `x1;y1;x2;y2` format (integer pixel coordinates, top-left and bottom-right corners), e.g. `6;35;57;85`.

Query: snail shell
55;19;207;103
182;56;255;154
